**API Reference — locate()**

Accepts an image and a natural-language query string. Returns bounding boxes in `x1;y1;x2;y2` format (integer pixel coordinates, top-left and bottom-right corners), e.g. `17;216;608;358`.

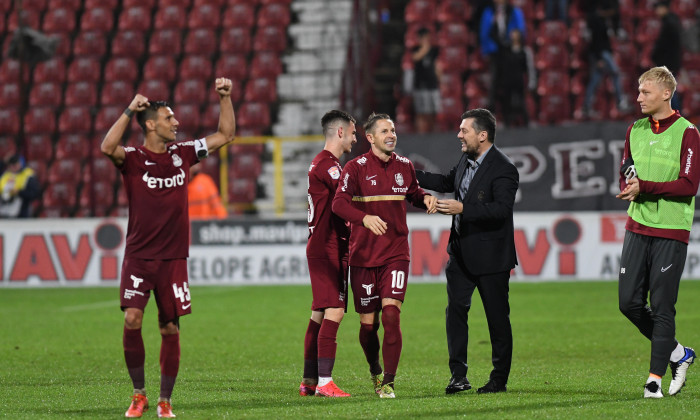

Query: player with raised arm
332;113;437;398
101;78;235;417
300;110;357;398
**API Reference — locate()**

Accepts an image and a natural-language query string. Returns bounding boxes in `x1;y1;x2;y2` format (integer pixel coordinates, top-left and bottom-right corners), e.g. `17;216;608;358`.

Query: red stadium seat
243;77;277;103
43;182;78;211
0;60;24;83
230;144;264;155
29;82;63;107
249;52;283;79
197;153;220;184
228;178;256;203
124;0;156;8
612;41;638;72
536;21;568;46
55;134;91;161
33;58;66;83
172;103;201;134
0;137;18;161
48;159;83;183
236;102;270;135
404;24;434;49
79;180;115;211
0;83;22;108
257;3;291;27
143;56;177;83
24;107;56;135
188;4;221;29
220;27;252;54
103;57;140;82
635;19;661;45
222;3;256;28
80;8;114;32
136;80;170;101
25;134;55;162
72;31;108;57
0;109;20;135
438;46;468;73
58;106;92;134
42;8;76;33
149;29;183;56
48;0;82;9
85;0;119;8
111;31;146;59
404;0;436;25
25;160;48;186
160;0;192;6
7;9;41;31
22;0;48;10
436;0;470;23
154;5;187;30
118;6;152;31
196;0;227;6
535;44;569;71
538;94;571;124
179;55;213;81
253;26;287;52
437;93;464;130
438;72;463;99
537;70;570;96
64;82;98;106
436;22;469;48
90;158;118;183
184;28;218;57
174;79;207;105
94;106;126;132
214;54;249;81
67;57;101;83
201;103;221;129
101;81;136;106
230;152;262;178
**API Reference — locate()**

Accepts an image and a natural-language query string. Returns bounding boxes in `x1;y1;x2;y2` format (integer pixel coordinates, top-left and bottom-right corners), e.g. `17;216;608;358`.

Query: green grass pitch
2;280;700;419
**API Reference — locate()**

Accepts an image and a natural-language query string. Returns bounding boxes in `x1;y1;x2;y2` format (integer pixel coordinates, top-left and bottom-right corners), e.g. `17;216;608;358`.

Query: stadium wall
3;213;700;287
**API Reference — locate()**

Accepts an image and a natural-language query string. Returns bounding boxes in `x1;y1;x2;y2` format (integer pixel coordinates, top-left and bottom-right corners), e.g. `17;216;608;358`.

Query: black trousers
619;231;685;376
445;241;512;384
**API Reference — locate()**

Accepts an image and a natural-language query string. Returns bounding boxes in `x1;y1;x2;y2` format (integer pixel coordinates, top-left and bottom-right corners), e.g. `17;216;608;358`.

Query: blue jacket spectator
479;0;526;56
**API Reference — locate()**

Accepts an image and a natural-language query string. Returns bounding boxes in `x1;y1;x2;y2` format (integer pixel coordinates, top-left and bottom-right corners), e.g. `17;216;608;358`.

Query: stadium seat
67;57;101;83
149;29;183;56
174;80;208;105
143;55;178;83
91;158;118;184
0;108;20;135
58;106;92;134
196;0;227;6
154;5;187;30
537;70;570;96
7;9;41;31
438;46;469;73
21;0;48;10
85;0;119;8
436;22;469;48
404;24;435;49
184;28;218;57
44;32;72;57
201;103;221;129
220;27;252;54
249;52;283;79
253;26;287;52
437;93;464;130
25;134;55;162
136;80;170;102
25;160;48;186
33;58;66;83
236;102;270;135
538;94;571;124
188;4;221;29
55;134;91;161
257;3;291;27
48;159;83;183
79;180;115;213
569;72;587;96
222;4;256;28
80;8;114;32
214;54;249;81
172;103;201;134
118;6;152;31
635;19;661;45
228;178;256;203
536;44;569;71
683;91;700;116
179;55;213;81
243;78;277;103
231;144;264;155
48;0;82;9
160;0;192;6
64;82;98;106
124;0;156;8
103;57;139;82
197;153;220;184
0;83;22;108
438;73;463;99
111;31;146;59
43;182;78;211
29;82;63;107
94;106;126;132
436;0;470;23
612;41;638;72
536;21;568;46
42;8;76;33
404;0;436;25
24;107;56;135
0;136;18;161
0;60;23;84
72;31;108;57
101;81;136;107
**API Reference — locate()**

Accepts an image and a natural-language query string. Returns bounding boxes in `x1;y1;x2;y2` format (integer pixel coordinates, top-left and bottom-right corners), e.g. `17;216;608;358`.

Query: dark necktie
454;160;476;234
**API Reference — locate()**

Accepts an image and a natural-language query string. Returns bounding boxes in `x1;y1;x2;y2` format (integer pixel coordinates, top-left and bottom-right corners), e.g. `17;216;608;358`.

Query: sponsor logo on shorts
182;303;191;310
130;274;143;289
360;296;379;306
339;293;345;302
124;289;145;299
661;264;673;272
362;284;374;295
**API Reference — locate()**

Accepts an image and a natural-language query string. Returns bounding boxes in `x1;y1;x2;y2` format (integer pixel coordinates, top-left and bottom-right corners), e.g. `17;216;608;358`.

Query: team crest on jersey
395;173;404;186
328;165;340;179
172;154;183;167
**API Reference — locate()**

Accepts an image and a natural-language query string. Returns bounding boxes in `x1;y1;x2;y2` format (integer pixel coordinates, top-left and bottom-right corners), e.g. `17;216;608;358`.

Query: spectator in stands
0;155;41;218
545;0;569;23
582;4;631;118
188;164;227;219
479;0;526;112
494;29;536;127
651;0;683;111
411;28;442;133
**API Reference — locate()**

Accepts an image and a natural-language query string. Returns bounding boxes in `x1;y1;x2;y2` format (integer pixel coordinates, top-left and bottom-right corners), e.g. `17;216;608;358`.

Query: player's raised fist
128;94;150;112
215;77;232;96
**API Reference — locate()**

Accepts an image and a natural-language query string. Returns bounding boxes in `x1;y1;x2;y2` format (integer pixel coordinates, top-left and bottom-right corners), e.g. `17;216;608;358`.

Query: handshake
620;157;637;183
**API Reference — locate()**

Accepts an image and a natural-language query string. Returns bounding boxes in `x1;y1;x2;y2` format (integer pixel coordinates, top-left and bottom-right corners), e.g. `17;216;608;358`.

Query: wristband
124;108;134;118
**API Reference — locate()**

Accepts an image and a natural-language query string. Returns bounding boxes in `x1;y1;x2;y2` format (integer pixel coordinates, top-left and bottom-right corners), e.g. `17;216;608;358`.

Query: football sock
303;319;321;380
647;373;662;387
318;319;340;378
160;332;180;400
318;377;332;387
670;343;685;363
123;327;146;390
381;305;402;383
359;322;382;375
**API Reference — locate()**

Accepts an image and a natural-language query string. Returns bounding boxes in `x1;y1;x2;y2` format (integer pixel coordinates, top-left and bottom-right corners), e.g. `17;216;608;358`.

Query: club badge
395;173;404;186
172;154;183;167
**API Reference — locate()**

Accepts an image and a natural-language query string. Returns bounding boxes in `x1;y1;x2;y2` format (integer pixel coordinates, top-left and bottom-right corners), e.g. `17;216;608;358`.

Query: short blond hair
639;66;677;95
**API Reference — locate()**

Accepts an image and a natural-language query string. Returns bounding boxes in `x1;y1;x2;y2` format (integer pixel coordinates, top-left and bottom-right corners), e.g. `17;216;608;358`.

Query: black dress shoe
445;376;472;394
477;379;507;394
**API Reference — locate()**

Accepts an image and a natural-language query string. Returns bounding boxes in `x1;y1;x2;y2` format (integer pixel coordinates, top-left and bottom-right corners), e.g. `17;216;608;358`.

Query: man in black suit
416;108;519;395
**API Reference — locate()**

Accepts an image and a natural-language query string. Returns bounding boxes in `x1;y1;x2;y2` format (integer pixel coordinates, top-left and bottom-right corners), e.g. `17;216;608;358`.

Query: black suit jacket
416;145;519;275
